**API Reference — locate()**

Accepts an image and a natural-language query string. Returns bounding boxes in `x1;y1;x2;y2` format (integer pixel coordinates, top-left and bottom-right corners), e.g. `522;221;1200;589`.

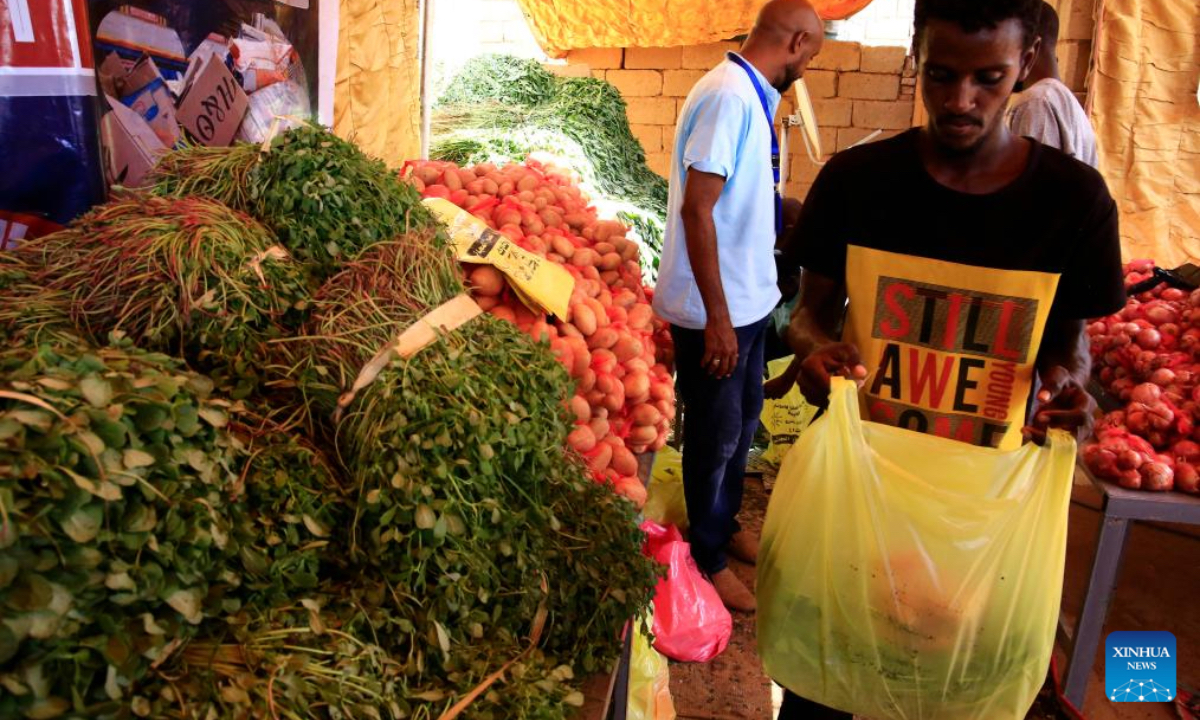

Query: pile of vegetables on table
0;124;661;719
1084;259;1200;494
430;55;668;274
404;158;677;508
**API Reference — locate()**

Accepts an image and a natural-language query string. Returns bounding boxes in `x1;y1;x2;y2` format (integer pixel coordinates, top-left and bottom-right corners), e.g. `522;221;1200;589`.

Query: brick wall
566;41;917;200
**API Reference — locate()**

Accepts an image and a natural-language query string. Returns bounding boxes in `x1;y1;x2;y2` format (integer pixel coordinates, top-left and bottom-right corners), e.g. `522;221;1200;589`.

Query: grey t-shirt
1007;78;1099;168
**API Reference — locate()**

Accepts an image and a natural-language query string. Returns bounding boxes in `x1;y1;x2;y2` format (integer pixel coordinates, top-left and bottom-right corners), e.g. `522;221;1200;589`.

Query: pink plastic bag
642;520;683;557
640;522;732;663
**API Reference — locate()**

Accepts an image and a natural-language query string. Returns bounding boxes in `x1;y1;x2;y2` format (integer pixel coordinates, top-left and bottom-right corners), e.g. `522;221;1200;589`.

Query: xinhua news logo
1105;631;1176;703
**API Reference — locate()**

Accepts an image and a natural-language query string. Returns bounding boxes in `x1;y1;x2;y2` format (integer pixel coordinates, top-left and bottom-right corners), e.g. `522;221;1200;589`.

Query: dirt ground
666;473;1199;720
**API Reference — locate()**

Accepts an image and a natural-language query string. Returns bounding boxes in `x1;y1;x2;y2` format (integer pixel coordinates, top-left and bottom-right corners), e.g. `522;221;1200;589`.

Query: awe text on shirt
865;277;1040;448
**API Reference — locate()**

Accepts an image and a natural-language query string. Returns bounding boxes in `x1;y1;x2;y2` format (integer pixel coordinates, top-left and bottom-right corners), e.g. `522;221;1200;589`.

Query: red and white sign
0;0;95;96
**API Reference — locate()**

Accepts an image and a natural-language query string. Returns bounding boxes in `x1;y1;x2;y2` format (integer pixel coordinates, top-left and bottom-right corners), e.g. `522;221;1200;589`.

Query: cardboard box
98;52;182;149
100;94;167;187
175;54;250;147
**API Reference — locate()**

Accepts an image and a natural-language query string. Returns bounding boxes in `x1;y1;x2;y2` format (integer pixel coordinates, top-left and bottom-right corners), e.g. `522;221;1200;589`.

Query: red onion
1136;328;1162;349
1140;462;1174;491
1177;463;1200;494
1118;470;1143;489
1144;304;1178;326
1130;383;1163;405
1117;447;1143;471
1150;367;1176;386
1173;440;1200;462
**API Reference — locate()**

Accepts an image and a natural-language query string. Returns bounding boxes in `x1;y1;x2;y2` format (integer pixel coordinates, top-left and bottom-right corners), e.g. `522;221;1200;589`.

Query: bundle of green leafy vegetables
0;124;660;720
432;55;667;274
0;343;347;719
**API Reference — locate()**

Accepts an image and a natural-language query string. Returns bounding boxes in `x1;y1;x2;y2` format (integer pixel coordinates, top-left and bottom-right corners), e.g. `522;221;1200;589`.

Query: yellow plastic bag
761;355;820;466
758;378;1076;720
643;446;688;531
627;611;677;720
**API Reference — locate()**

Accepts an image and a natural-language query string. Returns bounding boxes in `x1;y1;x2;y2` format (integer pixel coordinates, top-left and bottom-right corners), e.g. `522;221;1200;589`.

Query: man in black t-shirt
769;0;1124;716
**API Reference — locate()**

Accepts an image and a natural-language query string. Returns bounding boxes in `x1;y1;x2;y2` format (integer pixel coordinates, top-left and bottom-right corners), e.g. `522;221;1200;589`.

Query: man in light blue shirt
652;0;823;613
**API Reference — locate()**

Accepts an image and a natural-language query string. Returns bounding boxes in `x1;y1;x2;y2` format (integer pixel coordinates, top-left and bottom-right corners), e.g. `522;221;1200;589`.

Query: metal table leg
1063;514;1132;708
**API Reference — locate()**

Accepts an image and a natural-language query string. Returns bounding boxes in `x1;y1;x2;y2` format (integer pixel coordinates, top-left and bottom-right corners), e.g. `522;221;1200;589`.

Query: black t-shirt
788;129;1126;448
793;128;1126;323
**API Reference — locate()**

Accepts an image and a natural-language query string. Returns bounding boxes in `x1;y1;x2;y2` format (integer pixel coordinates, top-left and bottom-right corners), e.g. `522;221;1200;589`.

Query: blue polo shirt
652;52;782;330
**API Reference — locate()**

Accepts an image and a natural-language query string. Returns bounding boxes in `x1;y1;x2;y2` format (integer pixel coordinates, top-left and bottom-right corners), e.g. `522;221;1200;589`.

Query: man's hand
1023;364;1097;445
798;342;867;408
702;319;738;378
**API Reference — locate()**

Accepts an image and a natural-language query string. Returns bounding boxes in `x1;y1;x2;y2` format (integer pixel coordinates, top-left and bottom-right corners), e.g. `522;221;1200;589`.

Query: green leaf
433;620;451;655
197;407;228;428
165;588;205;624
415;504;436;530
0;623;17;665
79;376;113;407
135;405;169;432
92;420;126;449
36;377;73;392
61;505;103;543
10;409;53;433
0;555;17;589
124;505;158;533
123;449;156;469
24;697;70;719
76;431;106;456
301;514;329;538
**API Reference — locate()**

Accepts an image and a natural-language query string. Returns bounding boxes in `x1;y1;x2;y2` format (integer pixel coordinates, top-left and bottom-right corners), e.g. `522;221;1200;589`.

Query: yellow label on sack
424;198;575;319
761;355;819;466
844;246;1060;450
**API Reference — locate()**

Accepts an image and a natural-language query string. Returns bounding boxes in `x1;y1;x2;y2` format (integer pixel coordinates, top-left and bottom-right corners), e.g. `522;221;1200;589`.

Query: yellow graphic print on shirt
845;246;1061;450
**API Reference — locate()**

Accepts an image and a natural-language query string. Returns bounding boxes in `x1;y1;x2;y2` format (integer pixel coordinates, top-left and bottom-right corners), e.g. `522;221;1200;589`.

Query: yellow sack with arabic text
761;355;820;466
758;378;1075;720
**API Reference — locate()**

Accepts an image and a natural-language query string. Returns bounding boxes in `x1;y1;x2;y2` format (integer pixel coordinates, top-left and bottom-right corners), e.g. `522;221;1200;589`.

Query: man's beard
773;64;802;93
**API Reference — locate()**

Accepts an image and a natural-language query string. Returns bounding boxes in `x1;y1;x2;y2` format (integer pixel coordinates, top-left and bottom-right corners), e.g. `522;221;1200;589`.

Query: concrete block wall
567;40;917;200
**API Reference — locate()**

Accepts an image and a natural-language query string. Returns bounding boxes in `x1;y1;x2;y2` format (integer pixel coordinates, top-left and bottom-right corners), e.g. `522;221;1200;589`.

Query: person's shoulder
685;65;753;108
692;60;750;95
1032;140;1109;192
1041;78;1079;101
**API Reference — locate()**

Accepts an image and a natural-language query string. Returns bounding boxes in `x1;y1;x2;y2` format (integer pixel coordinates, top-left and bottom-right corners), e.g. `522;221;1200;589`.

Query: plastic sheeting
515;0;877;57
334;0;422;166
1089;0;1200;265
759;378;1075;720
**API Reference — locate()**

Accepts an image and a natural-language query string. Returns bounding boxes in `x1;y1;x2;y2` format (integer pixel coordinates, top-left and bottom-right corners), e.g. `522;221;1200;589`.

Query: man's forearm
682;208;730;324
786;271;846;359
1038;319;1092;386
786;306;837;360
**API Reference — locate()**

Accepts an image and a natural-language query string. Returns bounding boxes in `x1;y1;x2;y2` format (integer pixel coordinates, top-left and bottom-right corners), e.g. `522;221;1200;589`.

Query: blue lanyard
728;53;783;236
